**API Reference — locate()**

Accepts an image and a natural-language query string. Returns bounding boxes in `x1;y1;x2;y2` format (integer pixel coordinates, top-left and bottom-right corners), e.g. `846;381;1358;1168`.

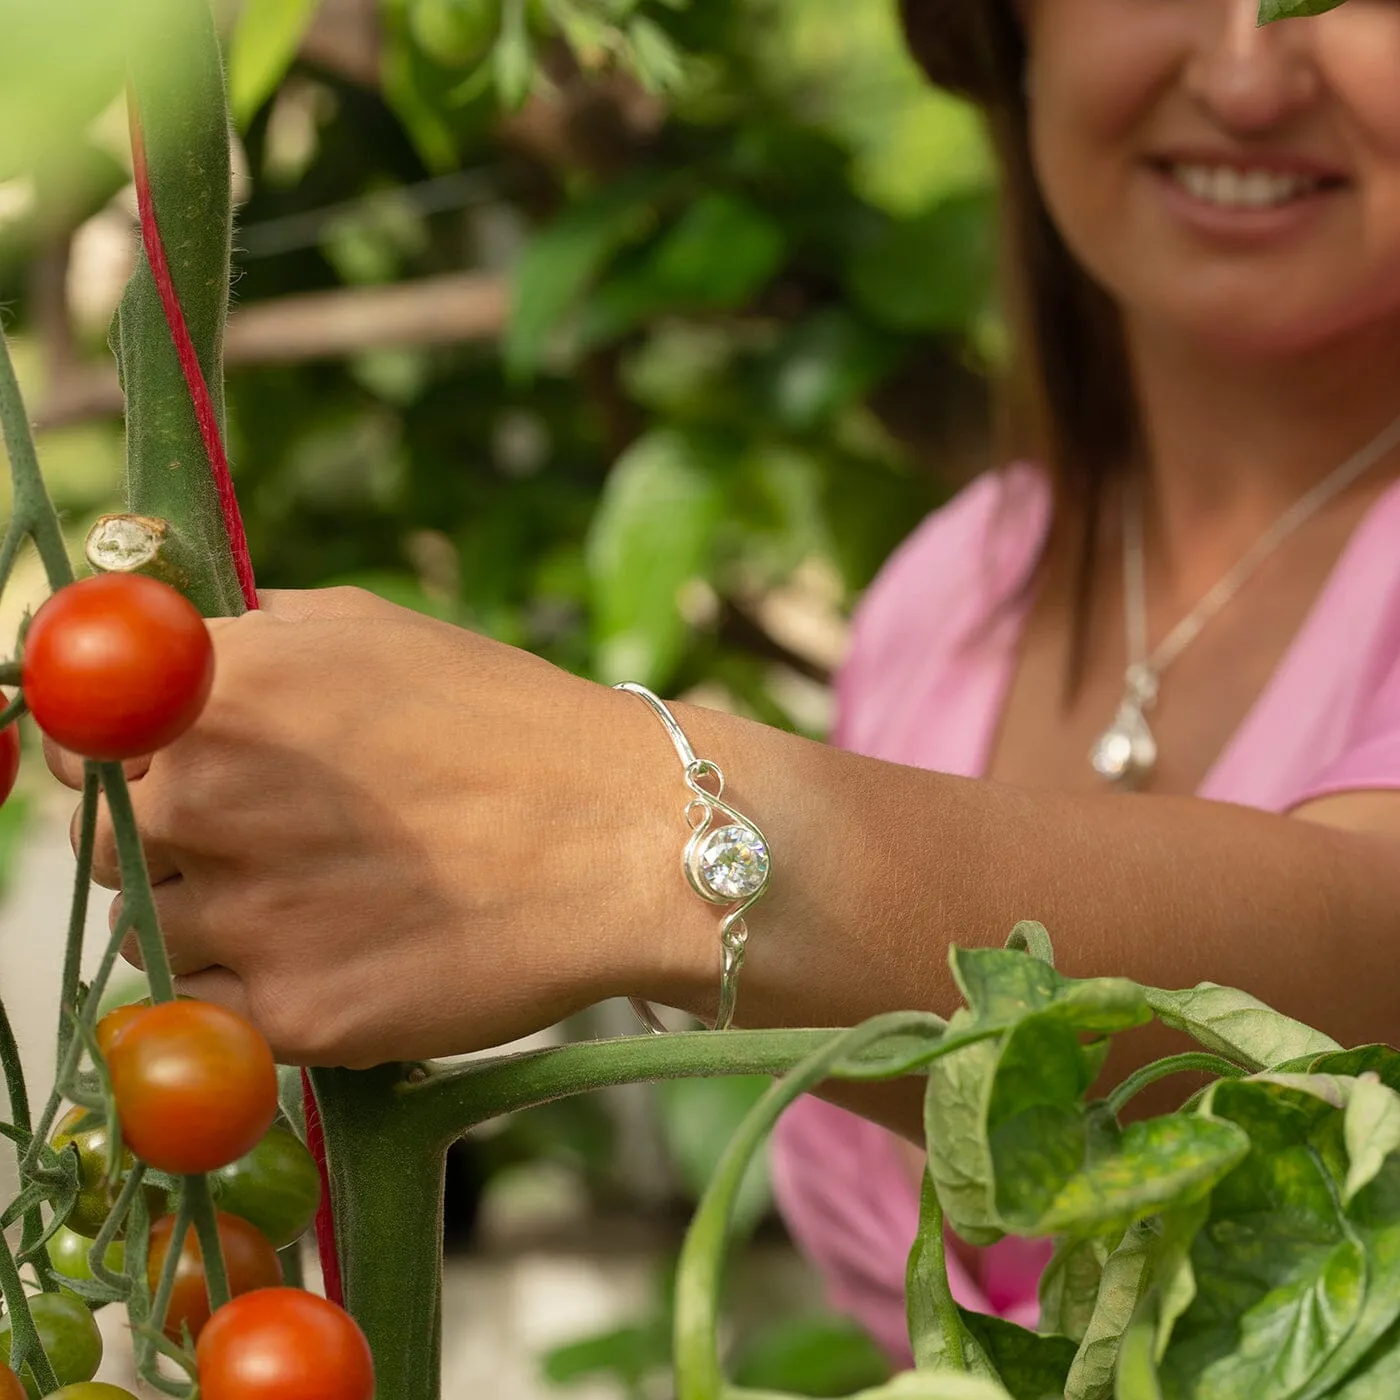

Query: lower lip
1148;165;1342;242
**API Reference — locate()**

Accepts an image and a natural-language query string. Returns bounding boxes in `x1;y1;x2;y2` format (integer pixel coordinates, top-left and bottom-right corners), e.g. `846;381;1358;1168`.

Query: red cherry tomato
22;573;213;761
0;1368;23;1400
147;1212;282;1344
106;1000;278;1174
94;999;153;1059
196;1289;374;1400
0;722;19;806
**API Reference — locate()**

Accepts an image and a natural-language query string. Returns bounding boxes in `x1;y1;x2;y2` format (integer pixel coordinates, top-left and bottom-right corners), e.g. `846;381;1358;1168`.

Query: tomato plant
47;1224;124;1284
106;1000;277;1174
0;1292;102;1400
0;1370;21;1400
22;573;214;761
147;1211;282;1343
210;1125;321;1249
196;1289;374;1400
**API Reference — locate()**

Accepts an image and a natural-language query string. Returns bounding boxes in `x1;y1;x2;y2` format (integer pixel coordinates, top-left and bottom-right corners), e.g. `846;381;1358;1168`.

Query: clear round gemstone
1091;727;1134;781
696;825;770;900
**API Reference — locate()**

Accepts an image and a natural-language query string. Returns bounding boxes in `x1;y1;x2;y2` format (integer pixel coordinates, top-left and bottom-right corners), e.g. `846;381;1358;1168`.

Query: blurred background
0;0;1001;1394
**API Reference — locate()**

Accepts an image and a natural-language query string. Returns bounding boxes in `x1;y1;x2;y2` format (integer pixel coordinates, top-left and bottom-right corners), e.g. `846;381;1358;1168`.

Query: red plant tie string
128;91;343;1306
126;92;257;613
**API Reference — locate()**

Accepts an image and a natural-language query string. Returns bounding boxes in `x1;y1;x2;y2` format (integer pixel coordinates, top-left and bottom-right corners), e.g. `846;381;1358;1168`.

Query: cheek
1022;4;1179;271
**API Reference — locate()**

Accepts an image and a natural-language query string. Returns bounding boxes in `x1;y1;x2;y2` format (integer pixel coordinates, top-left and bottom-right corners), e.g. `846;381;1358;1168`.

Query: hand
46;588;692;1068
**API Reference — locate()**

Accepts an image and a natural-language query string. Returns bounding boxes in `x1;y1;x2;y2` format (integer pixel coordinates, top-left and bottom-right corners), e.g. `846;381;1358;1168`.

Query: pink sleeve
1288;624;1400;806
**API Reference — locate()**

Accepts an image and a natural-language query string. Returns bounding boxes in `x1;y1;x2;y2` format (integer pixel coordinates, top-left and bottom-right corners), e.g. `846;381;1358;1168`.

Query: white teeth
1171;164;1320;209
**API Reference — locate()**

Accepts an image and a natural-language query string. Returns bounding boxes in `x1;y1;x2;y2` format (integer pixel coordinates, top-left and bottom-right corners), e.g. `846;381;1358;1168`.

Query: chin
1129;276;1400;361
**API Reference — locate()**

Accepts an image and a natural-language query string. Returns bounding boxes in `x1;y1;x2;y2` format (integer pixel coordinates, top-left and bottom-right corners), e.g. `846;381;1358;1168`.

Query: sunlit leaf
228;0;322;126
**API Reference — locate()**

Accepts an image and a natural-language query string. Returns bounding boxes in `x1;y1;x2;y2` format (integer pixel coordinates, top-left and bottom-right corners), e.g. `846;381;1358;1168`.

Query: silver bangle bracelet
614;683;772;1033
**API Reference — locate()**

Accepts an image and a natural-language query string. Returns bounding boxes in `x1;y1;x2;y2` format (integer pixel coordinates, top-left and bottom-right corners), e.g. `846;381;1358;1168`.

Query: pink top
770;463;1400;1364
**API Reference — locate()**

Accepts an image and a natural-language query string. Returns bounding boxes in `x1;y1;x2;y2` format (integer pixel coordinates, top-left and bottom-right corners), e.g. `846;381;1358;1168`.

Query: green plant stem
143;1187;193;1372
185;1174;230;1314
97;763;175;1003
57;768;101;1069
87;1163;147;1298
277;1241;304;1290
0;1226;59;1395
0;327;74;590
0;999;56;1293
672;1013;944;1400
310;1065;449;1400
23;906;135;1177
403;1028;853;1146
1106;1053;1246;1118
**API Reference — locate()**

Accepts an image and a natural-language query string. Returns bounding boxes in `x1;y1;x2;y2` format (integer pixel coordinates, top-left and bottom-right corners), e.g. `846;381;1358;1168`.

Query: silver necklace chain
1091;407;1400;788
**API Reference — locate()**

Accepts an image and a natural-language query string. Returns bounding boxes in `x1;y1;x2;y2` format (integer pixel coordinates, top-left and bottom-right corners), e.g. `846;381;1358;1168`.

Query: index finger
44;735;150;789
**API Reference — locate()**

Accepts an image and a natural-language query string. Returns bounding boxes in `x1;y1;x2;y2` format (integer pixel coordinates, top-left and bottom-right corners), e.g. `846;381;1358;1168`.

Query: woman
48;0;1400;1365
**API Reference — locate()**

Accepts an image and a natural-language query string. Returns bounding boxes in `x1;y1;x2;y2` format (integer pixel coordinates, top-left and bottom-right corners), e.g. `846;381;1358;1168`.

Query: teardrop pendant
1089;699;1158;790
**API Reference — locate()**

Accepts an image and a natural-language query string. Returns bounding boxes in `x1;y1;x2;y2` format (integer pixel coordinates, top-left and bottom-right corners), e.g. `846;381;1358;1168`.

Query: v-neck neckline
965;468;1400;801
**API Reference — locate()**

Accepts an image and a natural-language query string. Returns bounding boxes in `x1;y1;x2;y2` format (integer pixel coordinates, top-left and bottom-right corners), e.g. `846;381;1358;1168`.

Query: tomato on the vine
0;1291;103;1400
22;572;214;761
0;721;19;807
0;1368;21;1400
196;1288;374;1400
106;1000;277;1174
147;1211;282;1343
47;1224;124;1284
210;1124;322;1249
50;1106;133;1239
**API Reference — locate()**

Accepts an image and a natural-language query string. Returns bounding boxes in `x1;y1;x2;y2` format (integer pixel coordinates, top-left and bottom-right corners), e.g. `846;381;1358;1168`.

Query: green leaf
845;192;996;333
906;1174;1002;1378
1003;1114;1249;1240
1158;1077;1368;1398
925;1011;1005;1247
959;1311;1077;1400
731;1315;891;1396
541;1319;670;1387
585;427;724;687
1257;0;1347;22
1144;983;1341;1071
506;174;668;380
950;948;1150;1035
1039;1234;1114;1344
655;1076;773;1238
494;0;534;110
625;15;685;94
228;0;321;126
1345;1075;1400;1207
850;1376;1015;1400
1063;1223;1155;1400
1114;1310;1166;1400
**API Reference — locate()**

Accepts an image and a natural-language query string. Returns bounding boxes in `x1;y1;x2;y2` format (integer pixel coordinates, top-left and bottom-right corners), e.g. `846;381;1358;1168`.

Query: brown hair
900;0;1141;678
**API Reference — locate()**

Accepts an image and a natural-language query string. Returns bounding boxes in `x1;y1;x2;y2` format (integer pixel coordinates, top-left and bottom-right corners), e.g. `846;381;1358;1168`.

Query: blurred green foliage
0;0;998;1386
1;0;997;733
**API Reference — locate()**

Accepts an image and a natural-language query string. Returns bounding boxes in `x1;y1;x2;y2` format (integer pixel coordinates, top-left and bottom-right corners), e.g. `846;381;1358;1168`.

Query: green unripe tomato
0;1292;103;1400
50;1107;130;1239
210;1124;322;1249
47;1225;124;1285
409;0;500;66
46;1388;140;1400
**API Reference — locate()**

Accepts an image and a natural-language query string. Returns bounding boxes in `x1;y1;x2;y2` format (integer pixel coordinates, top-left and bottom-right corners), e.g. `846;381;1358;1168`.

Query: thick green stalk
310;1066;449;1400
115;0;242;618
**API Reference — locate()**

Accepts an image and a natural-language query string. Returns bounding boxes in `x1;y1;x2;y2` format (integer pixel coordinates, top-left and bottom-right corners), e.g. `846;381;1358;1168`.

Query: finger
126;875;253;979
171;967;253;1024
256;586;391;622
45;739;84;791
87;798;180;890
114;877;219;978
50;741;152;792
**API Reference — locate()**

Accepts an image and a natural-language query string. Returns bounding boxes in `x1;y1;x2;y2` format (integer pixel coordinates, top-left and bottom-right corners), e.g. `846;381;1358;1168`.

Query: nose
1182;0;1322;132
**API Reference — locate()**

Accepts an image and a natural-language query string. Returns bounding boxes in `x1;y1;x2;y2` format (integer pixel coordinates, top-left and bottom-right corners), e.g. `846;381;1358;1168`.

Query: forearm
636;704;1400;1117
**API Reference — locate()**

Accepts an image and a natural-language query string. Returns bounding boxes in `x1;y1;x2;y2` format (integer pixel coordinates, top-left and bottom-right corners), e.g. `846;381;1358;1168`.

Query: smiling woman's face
1021;0;1400;354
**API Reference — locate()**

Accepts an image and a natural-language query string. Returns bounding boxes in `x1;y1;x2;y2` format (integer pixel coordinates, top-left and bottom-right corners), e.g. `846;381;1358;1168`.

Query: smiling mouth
1159;162;1345;210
